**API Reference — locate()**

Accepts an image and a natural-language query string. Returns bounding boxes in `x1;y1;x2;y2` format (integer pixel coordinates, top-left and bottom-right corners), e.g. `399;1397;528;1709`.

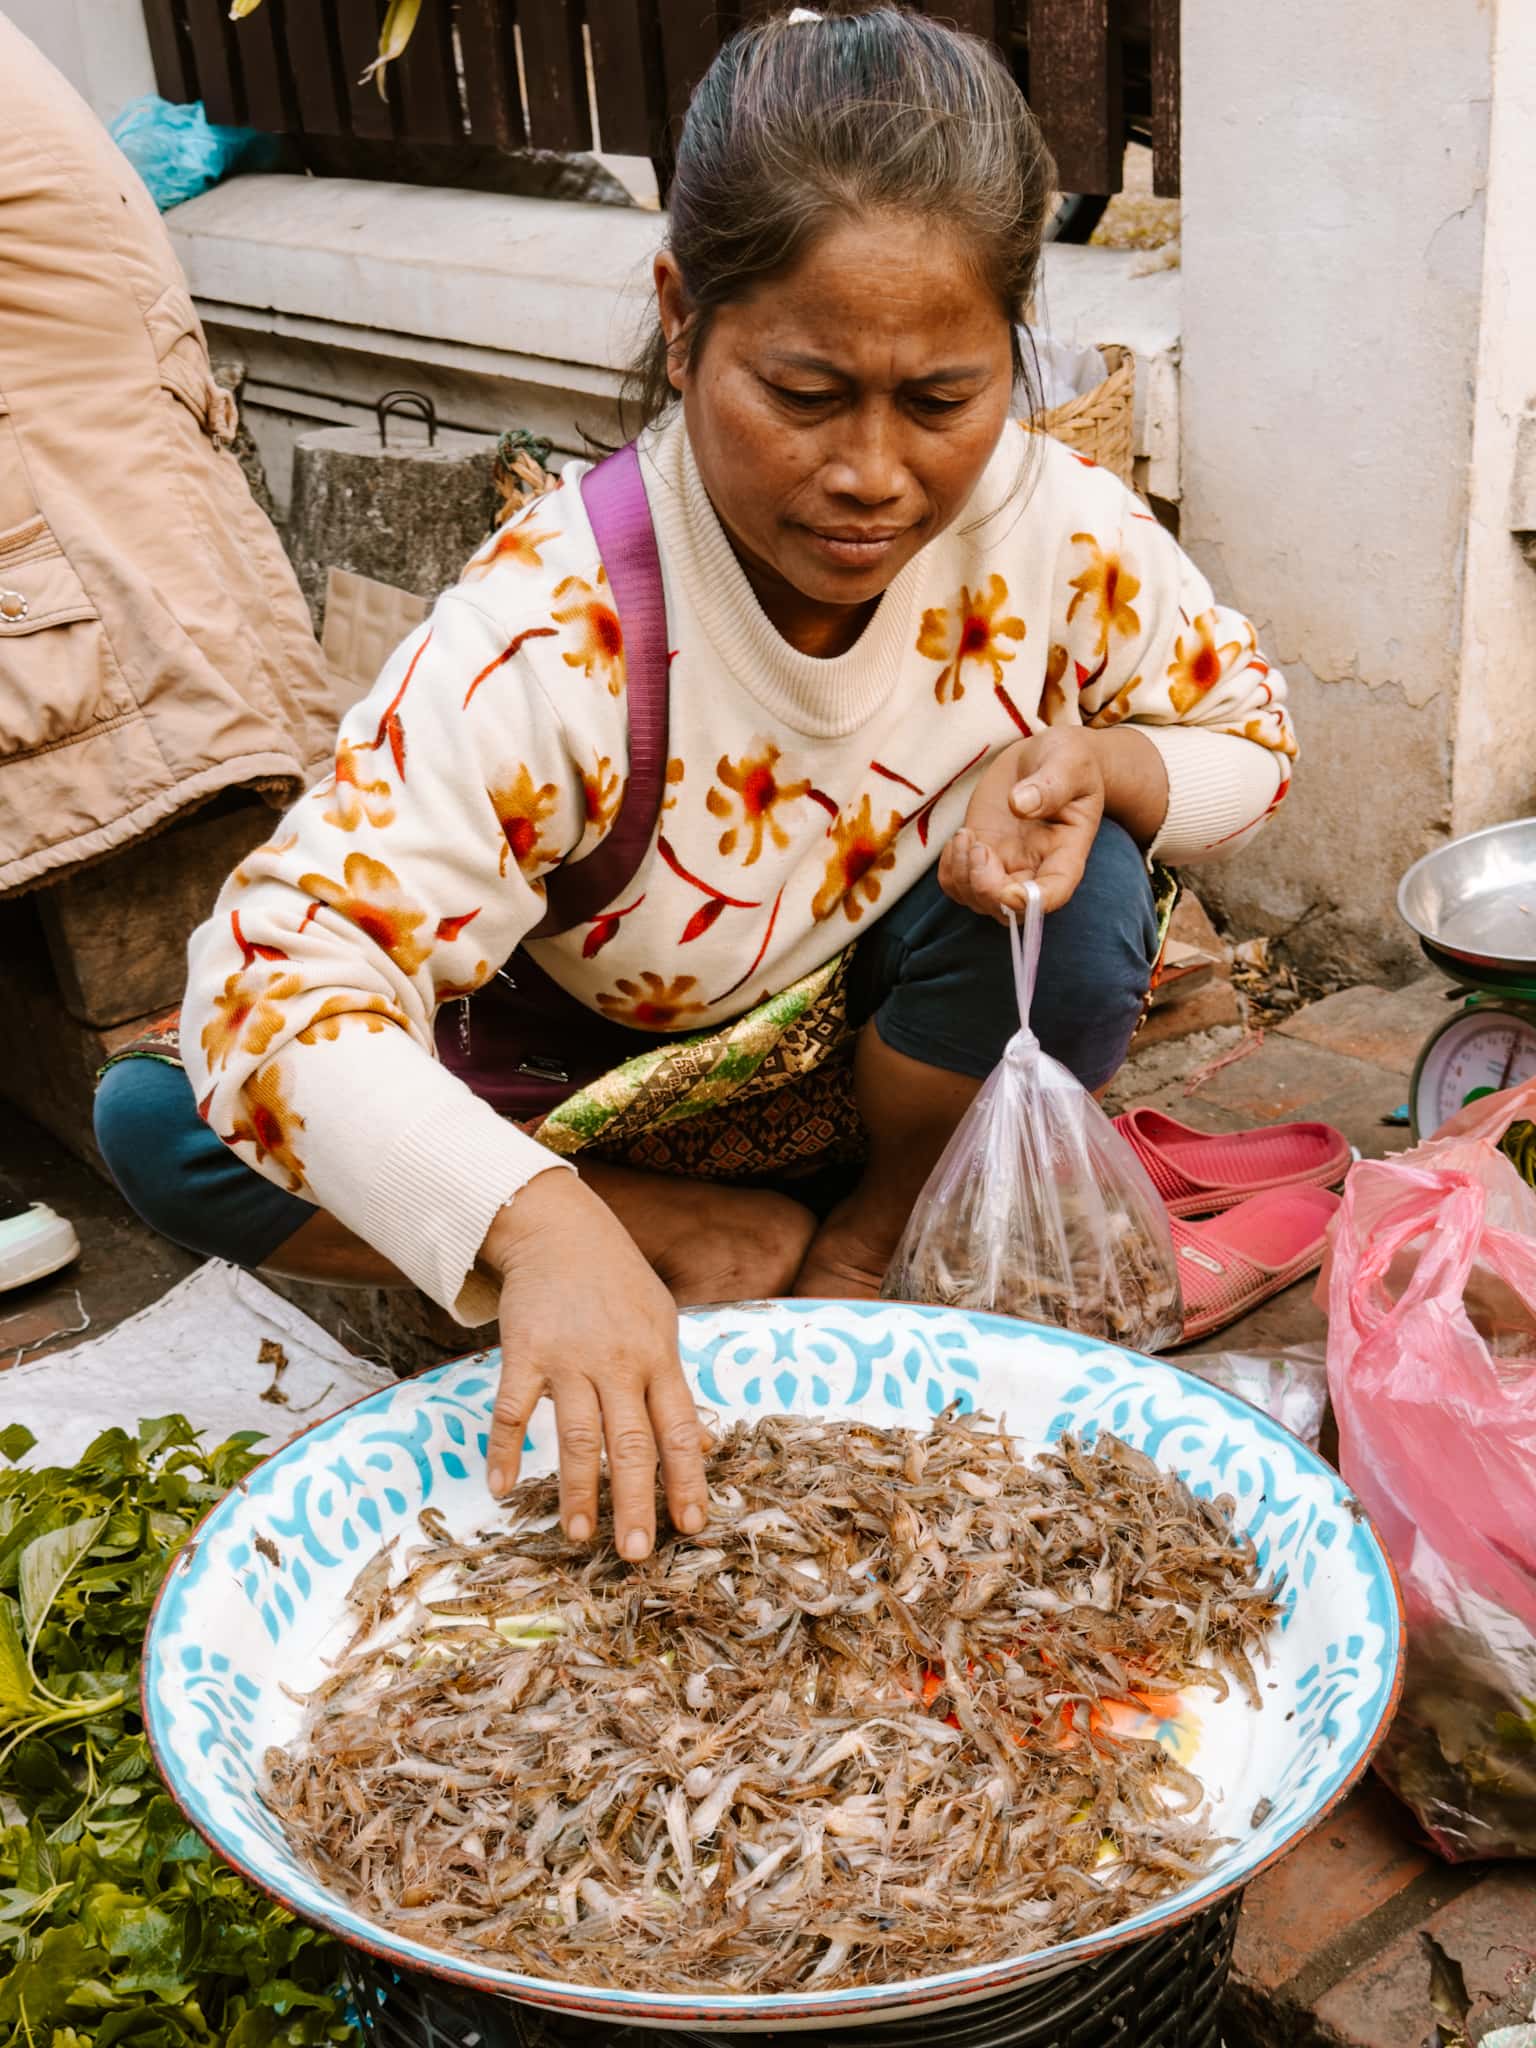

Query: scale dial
1411;1003;1536;1139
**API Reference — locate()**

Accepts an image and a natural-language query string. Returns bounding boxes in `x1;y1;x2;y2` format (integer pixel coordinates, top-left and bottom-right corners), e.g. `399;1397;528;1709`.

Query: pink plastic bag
1325;1080;1536;1860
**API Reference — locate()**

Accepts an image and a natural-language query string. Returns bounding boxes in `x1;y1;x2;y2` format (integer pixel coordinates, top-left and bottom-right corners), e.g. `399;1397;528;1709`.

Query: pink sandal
1172;1186;1342;1344
1115;1108;1351;1219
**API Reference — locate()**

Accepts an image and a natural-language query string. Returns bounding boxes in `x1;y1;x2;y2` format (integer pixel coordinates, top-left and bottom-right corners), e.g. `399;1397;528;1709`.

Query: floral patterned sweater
184;412;1295;1323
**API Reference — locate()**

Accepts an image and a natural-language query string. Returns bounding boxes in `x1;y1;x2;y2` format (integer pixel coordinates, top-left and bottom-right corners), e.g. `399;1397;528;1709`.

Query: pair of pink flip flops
1113;1110;1352;1344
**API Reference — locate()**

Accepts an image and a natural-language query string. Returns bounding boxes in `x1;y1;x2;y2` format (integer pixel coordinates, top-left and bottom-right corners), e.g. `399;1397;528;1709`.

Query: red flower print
916;574;1026;704
713;884;787;1005
552;570;624;695
230;910;287;969
811;796;904;923
656;836;761;944
297;852;435;975
224;1061;307;1193
1167;609;1252;715
487;766;562;879
582;893;645;959
360;628;433;779
909;746;988;848
1066;535;1142;656
595;972;707;1029
201;967;303;1070
321;738;395;832
705;743;818;865
870;760;924;798
462;625;558;709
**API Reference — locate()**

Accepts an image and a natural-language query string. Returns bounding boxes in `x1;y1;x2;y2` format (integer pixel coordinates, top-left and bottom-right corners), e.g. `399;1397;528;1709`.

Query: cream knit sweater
184;414;1294;1322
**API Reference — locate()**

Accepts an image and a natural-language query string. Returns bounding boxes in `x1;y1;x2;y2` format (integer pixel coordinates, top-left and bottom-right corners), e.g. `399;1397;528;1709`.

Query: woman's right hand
478;1170;709;1559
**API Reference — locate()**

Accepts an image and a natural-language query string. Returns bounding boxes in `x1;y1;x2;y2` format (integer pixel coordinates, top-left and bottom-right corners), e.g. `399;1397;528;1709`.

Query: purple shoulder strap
528;444;669;940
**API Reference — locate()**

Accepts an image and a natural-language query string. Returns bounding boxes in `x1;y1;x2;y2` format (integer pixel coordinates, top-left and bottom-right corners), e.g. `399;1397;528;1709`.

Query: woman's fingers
648;1359;711;1539
1011;755;1090;823
1030;821;1096;913
487;1359;545;1499
551;1374;605;1543
602;1386;660;1561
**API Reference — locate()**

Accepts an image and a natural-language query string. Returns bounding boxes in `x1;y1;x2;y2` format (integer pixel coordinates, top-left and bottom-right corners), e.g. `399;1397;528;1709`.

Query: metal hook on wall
375;389;438;448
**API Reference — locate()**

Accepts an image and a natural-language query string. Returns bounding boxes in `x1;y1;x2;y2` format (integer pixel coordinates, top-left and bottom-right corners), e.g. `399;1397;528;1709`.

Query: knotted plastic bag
1325;1078;1536;1860
883;884;1183;1352
109;97;276;213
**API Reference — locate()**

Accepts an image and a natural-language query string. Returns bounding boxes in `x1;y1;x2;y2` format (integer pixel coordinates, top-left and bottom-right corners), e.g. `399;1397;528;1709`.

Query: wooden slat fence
145;0;1178;199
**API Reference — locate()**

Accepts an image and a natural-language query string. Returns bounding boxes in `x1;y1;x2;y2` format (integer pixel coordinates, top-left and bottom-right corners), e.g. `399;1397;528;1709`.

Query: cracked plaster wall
1180;0;1511;979
1452;0;1536;843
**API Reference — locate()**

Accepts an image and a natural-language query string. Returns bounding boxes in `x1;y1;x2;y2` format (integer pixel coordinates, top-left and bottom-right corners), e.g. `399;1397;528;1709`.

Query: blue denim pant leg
94;823;1156;1264
94;1056;315;1266
849;817;1159;1091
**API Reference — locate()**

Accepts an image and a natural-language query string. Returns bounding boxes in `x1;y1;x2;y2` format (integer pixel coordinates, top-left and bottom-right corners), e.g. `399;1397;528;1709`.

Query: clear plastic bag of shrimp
882;883;1183;1352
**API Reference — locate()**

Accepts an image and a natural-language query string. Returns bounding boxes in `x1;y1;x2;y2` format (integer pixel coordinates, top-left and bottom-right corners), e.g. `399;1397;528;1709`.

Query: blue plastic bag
109;96;276;212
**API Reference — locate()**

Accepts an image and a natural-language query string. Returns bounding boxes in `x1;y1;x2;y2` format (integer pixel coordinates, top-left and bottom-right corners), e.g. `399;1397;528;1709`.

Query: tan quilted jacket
0;17;335;895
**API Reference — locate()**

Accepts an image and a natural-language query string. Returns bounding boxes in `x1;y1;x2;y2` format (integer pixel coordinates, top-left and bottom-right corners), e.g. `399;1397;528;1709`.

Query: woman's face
658;212;1015;640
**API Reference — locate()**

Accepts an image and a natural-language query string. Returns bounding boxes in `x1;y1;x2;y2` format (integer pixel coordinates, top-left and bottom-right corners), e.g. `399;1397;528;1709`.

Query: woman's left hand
940;729;1107;920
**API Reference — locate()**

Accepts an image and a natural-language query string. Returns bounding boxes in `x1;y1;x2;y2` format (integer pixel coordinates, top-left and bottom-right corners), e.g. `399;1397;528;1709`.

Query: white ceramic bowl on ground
144;1301;1403;2033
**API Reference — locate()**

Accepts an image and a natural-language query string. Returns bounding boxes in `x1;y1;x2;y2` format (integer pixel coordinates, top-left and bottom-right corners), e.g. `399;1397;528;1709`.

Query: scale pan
1399;819;1536;975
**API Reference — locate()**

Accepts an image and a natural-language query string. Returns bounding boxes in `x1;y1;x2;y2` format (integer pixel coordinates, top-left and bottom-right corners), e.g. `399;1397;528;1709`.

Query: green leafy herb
0;1417;351;2048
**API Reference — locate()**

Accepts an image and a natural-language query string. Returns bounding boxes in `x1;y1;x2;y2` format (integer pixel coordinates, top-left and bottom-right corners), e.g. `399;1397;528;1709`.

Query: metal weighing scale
1398;817;1536;1143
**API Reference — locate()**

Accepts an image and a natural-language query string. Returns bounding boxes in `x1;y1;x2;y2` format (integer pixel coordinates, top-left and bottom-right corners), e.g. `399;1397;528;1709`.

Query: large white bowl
144;1301;1403;2032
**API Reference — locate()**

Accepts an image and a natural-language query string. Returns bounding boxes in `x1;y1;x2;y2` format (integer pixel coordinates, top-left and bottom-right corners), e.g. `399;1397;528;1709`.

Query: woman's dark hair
627;5;1056;433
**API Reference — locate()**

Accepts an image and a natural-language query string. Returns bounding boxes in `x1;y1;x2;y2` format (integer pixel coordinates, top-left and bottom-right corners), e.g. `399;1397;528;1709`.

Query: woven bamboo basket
1030;342;1136;486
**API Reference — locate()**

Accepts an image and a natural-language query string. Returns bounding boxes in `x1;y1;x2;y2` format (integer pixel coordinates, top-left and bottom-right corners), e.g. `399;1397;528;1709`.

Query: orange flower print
1066;534;1142;655
298;853;432;975
1089;680;1140;730
463;516;557;581
705;744;814;865
1167;609;1252;715
916;574;1026;703
552;570;624;695
488;765;562;879
1236;710;1298;760
583;755;624;835
662;756;685;814
225;1061;307;1193
595;972;708;1030
812;796;903;924
435;961;494;1001
200;968;303;1071
295;993;407;1045
1041;643;1079;725
232;832;297;889
321;739;395;832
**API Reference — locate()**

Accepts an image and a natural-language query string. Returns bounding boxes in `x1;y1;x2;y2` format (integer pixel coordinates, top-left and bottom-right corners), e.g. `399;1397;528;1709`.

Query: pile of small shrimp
264;1413;1280;1993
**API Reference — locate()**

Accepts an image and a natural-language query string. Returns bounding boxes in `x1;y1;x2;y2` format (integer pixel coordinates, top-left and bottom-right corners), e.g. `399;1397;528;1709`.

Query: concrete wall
5;0;155;126
1181;0;1533;982
1452;0;1536;841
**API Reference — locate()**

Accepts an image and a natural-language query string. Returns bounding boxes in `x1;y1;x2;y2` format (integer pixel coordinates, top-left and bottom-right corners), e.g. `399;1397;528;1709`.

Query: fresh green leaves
0;1425;36;1465
21;1514;107;1645
0;1416;351;2048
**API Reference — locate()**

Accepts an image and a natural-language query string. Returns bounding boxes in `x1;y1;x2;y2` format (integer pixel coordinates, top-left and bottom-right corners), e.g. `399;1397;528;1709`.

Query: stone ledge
168;175;1182;502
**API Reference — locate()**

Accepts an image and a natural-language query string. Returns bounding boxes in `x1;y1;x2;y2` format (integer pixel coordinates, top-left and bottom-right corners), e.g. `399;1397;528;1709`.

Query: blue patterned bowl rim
143;1301;1405;2028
